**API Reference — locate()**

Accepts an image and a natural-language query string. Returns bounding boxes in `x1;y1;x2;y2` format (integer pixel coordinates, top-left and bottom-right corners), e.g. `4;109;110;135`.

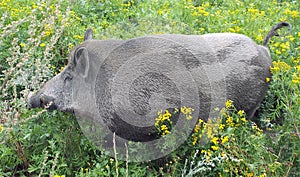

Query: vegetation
0;0;299;176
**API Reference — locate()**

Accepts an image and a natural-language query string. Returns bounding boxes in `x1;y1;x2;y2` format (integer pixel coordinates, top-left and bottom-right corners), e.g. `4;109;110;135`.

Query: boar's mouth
27;92;73;113
28;93;56;110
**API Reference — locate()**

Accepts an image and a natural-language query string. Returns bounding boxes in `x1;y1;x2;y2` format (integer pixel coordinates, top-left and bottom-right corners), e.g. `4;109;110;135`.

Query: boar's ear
84;28;93;41
74;47;89;78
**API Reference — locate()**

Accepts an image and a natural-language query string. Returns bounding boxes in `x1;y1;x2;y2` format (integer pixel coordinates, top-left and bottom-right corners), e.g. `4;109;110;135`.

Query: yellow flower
192;136;198;145
157;110;162;115
192;11;198;16
192;140;197;146
162;114;170;121
20;43;25;47
197;7;209;16
226;116;234;127
40;43;46;47
284;9;299;18
218;172;222;177
265;77;271;83
59;66;65;72
73;35;84;40
0;125;3;131
246;173;254;177
207;149;211;156
158;9;163;15
44;30;52;36
202;2;210;7
164;110;171;117
259;173;266;177
198;118;204;124
218;124;225;130
211;137;219;145
292;79;299;84
221;136;229;144
163;129;171;135
248;8;259;13
241;117;247;123
275;49;281;55
69;43;74;49
221;152;226;157
229;28;236;33
237;110;245;116
270;60;291;74
194;124;200;133
180;106;194;115
186;115;192;120
225;100;233;109
211;145;219;151
161;124;168;131
292;73;300;84
256;34;263;42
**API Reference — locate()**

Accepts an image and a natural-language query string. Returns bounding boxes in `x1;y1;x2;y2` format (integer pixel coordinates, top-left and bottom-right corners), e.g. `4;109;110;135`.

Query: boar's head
28;29;95;112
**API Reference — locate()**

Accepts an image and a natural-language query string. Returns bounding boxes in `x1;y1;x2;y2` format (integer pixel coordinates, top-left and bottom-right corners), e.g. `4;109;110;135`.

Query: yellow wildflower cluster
155;106;195;136
292;55;300;65
225;100;233;109
196;6;210;17
43;24;54;37
122;1;133;7
225;116;234;127
292;72;300;84
189;2;210;17
180;106;194;120
154;110;172;136
192;118;215;145
274;41;291;55
0;0;31;18
69;43;74;50
100;21;110;29
283;9;299;18
70;10;82;22
270;60;291;74
191;100;249;147
252;124;263;136
228;26;241;33
221;135;229;144
247;6;266;20
74;35;84;40
201;149;212;161
259;173;267;177
157;1;171;16
246;172;254;177
223;109;247;128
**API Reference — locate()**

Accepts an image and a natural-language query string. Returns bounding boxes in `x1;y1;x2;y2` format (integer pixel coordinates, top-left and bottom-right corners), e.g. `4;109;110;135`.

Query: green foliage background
0;0;299;176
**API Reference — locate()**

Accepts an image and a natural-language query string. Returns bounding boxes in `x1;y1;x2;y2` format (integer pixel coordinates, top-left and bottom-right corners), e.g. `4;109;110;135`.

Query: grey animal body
28;22;291;141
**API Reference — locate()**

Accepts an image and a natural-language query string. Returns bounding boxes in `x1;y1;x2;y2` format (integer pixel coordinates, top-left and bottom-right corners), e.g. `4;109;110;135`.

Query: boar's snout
28;92;58;110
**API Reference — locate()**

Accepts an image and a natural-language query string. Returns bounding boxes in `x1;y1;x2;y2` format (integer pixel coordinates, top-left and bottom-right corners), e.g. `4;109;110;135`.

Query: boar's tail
262;22;292;47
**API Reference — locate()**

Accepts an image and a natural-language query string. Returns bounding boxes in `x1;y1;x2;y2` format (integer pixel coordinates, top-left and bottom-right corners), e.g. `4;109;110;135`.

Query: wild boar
28;22;291;144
